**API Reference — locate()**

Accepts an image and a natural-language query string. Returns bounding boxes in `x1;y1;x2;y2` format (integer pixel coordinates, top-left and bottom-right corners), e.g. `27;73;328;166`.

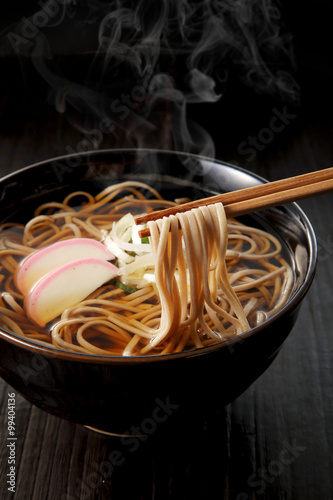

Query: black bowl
0;149;317;435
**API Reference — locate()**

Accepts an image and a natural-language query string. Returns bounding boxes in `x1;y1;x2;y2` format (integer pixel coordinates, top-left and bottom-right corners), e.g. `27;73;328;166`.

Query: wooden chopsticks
135;167;333;238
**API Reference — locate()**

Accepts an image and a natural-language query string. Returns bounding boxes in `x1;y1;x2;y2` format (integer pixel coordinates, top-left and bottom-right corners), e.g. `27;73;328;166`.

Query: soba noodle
0;181;294;356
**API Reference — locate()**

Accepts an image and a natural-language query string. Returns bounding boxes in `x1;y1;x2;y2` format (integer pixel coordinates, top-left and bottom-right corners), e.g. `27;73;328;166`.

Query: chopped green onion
115;282;137;294
141;237;150;244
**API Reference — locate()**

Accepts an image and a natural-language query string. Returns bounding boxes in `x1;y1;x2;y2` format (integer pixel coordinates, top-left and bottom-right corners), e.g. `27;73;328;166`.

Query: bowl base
84;425;146;438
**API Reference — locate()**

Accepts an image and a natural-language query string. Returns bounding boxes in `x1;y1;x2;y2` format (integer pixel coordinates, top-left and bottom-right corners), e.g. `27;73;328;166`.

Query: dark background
0;2;333;499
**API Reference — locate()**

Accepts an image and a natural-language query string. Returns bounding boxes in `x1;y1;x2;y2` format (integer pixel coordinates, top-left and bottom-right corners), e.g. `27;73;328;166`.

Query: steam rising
1;0;299;157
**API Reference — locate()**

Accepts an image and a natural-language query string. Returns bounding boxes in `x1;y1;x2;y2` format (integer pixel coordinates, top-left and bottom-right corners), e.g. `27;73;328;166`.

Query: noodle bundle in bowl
0;150;317;434
0;181;293;357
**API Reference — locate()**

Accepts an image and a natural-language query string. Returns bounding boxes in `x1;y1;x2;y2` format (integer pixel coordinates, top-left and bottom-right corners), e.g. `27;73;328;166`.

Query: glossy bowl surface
0;149;317;434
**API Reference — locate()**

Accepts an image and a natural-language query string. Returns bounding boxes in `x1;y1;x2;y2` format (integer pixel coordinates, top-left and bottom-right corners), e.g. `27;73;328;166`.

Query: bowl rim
0;148;318;364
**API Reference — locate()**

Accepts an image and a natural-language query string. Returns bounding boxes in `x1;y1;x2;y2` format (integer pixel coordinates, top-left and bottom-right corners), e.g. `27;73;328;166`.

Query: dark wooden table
1;18;333;499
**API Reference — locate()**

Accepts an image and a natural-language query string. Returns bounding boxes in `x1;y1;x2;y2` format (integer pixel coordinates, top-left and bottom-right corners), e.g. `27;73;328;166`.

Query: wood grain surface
0;48;333;500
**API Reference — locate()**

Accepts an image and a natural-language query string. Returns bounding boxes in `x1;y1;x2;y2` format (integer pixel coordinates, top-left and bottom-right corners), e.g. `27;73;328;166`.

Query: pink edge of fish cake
15;237;115;295
25;257;119;327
